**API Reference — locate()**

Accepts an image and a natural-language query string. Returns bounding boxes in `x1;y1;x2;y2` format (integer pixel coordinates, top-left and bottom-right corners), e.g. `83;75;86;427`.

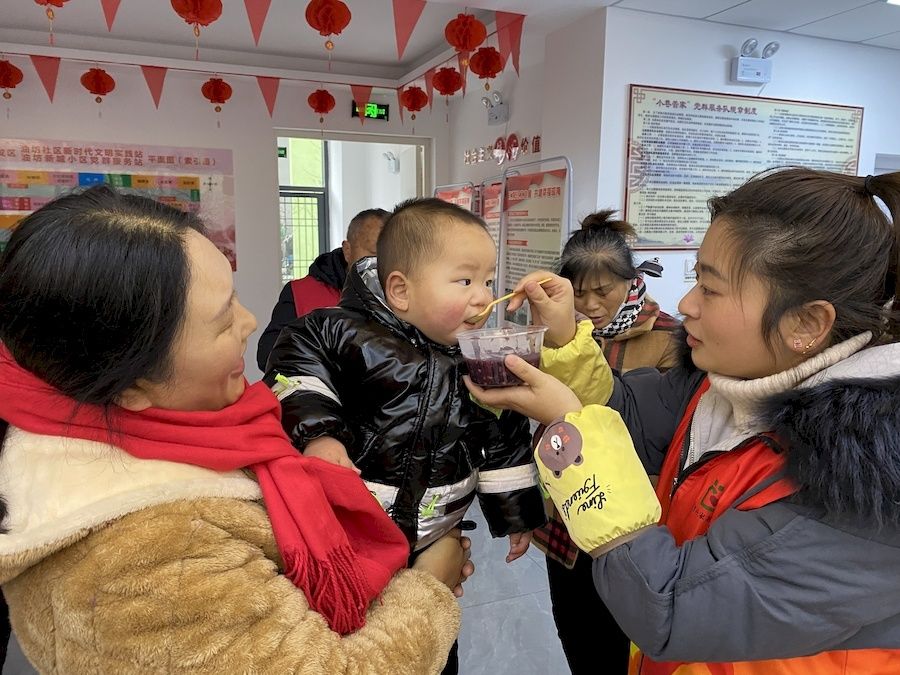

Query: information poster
0;138;236;267
435;184;475;212
625;85;863;248
481;182;503;249
502;169;567;324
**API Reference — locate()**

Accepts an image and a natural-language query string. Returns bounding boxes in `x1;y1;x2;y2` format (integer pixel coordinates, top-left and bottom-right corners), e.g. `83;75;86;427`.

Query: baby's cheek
437;299;470;328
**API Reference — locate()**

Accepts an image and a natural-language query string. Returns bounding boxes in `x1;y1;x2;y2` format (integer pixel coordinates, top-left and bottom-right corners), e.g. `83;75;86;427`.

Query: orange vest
631;378;900;675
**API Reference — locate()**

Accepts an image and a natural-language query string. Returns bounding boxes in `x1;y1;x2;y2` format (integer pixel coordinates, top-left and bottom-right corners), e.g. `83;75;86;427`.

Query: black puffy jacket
264;257;546;548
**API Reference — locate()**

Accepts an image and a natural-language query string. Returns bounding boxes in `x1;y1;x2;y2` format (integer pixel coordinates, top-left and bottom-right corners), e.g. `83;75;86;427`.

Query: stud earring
792;338;802;350
801;337;818;355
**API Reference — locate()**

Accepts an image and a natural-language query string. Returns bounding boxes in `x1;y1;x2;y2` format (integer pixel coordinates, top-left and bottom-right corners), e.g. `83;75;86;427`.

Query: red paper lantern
432;67;463;97
80;67;115;103
305;0;351;51
34;0;69;45
201;76;232;128
432;67;463;123
0;60;24;100
307;88;335;123
171;0;223;58
445;13;486;56
201;77;232;110
469;46;503;90
171;0;222;33
400;85;428;122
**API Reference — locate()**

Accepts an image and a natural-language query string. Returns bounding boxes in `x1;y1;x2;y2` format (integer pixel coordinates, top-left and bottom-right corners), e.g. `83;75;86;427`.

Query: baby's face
403;222;497;346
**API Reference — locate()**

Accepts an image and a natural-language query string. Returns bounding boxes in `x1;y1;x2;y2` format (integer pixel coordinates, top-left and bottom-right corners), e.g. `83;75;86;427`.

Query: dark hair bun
580;210;636;238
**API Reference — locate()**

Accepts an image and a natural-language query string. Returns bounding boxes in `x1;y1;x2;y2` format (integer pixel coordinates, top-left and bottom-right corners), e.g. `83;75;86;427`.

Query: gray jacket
598;340;900;662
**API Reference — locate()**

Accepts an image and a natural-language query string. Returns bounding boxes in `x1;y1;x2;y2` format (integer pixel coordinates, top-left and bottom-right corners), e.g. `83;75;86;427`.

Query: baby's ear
384;270;410;313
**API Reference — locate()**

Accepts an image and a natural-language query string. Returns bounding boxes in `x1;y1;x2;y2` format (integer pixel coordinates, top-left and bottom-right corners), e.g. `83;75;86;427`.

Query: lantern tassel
194;24;201;61
46;8;55;46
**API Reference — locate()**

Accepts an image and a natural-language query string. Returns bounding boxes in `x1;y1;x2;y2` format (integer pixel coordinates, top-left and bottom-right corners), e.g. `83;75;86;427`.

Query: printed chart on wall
435;184;475;213
0;138;236;267
625;85;863;249
502;170;567;325
481;182;503;249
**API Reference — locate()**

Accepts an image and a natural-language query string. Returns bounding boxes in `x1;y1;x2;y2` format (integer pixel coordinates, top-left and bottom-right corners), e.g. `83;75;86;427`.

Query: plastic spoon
463;277;553;325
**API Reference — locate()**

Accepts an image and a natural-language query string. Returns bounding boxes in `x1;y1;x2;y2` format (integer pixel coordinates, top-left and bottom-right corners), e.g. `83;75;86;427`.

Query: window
278;138;328;286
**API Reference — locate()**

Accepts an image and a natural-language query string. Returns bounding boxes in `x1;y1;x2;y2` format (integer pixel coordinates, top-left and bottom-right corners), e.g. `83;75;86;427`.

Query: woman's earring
801;337;818;355
792;338;803;350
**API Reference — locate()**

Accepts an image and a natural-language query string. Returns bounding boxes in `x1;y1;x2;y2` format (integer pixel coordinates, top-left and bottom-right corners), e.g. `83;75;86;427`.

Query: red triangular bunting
256;76;279;117
396;88;404;124
425;68;435;110
458;51;469;97
496;12;525;75
392;0;426;60
140;66;167;109
29;55;60;102
244;0;272;46
350;84;373;125
100;0;123;31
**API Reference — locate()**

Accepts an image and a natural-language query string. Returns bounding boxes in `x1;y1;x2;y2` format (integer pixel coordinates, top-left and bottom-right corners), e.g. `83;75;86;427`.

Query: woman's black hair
709;168;900;348
0;185;206;530
558;210;637;288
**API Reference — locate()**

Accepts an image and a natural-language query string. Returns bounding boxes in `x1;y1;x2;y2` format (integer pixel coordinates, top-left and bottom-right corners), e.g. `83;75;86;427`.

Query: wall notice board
625;85;863;249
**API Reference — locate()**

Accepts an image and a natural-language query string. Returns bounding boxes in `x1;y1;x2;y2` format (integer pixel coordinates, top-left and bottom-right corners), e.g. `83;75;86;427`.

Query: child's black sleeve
476;410;547;537
262;310;355;451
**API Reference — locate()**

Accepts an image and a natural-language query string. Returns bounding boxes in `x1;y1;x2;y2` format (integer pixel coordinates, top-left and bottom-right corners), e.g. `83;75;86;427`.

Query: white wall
447;30;546;187
541;11;607;225
1;55;452;382
598;7;900;315
448;8;900;317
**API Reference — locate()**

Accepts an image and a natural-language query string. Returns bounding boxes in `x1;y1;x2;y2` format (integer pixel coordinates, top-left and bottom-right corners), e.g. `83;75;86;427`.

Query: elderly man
257;208;388;370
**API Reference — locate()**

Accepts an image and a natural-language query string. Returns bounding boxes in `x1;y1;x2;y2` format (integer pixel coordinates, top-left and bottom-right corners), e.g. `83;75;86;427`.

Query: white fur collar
0;427;261;557
686;333;871;468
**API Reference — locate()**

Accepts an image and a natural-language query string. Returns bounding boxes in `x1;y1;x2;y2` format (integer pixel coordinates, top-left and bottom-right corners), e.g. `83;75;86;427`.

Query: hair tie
636;257;663;278
864;175;876;196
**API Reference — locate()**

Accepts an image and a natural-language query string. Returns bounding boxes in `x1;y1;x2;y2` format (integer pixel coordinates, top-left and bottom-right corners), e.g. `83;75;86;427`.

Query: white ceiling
1;0;899;83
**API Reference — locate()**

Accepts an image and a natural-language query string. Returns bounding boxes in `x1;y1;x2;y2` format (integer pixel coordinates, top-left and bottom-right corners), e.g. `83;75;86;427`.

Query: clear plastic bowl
458;325;547;388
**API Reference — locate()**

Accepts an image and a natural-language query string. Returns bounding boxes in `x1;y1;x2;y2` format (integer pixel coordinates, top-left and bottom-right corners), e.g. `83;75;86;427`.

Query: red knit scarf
0;346;409;634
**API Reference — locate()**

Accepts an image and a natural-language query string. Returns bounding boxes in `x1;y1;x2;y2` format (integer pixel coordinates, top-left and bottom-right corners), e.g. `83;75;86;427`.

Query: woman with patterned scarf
532;210;680;675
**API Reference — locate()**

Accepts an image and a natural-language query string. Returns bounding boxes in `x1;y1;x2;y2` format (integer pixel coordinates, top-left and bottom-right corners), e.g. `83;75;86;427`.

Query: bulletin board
625;84;863;249
0;138;236;267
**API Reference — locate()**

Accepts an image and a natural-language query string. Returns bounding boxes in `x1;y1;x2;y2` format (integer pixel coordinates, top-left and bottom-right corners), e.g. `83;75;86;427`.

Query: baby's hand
506;530;533;563
304;436;361;474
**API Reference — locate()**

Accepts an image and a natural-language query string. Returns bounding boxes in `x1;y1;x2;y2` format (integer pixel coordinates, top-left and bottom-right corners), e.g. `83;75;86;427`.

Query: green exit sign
351;101;389;121
277;146;287;158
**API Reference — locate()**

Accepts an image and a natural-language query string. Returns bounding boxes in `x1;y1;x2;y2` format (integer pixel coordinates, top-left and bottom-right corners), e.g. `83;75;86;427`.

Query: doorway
276;133;428;286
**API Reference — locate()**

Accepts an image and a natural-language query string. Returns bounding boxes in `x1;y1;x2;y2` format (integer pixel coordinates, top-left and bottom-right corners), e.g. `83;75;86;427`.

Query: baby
265;198;545;559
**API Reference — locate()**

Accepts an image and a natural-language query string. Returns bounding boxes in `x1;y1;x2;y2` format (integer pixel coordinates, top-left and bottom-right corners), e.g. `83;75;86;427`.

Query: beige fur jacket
0;427;460;674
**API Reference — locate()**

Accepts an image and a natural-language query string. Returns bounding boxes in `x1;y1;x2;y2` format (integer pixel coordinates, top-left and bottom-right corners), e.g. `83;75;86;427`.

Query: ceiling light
490;91;503;105
887;0;900;6
762;41;780;58
740;38;758;57
481;96;493;108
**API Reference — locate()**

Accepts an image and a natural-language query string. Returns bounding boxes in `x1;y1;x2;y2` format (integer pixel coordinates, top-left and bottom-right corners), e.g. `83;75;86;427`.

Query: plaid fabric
531;500;579;568
530;423;580;568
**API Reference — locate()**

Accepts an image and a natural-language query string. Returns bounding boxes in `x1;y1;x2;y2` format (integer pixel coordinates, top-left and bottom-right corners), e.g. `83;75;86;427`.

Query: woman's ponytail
862;172;900;338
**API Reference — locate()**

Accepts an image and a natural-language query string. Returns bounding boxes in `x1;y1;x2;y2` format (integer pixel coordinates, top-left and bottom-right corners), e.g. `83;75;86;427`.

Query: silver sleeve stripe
271;375;341;405
477;463;539;494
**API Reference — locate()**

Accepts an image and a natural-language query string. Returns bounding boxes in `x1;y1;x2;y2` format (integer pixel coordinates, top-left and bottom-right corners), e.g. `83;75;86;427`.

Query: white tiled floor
3;501;570;675
458;501;569;674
